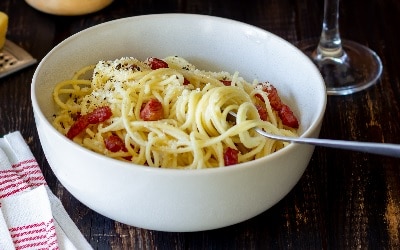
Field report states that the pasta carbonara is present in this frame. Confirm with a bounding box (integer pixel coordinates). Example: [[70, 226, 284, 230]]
[[52, 56, 299, 169]]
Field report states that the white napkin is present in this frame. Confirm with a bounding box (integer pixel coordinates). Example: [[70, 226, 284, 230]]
[[0, 131, 92, 250]]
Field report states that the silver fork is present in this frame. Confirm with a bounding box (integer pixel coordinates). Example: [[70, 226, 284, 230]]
[[228, 112, 400, 158]]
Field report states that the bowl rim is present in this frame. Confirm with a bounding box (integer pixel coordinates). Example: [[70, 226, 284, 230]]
[[31, 13, 327, 174]]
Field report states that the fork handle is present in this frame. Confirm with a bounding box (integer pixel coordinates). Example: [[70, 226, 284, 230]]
[[286, 137, 400, 158]]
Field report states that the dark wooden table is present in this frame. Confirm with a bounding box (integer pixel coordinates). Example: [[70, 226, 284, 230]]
[[1, 0, 400, 249]]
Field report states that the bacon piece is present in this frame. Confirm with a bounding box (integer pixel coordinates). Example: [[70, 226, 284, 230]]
[[66, 116, 89, 139], [224, 147, 239, 166], [147, 57, 169, 70], [221, 80, 232, 86], [104, 135, 127, 152], [264, 85, 283, 111], [255, 84, 282, 111], [87, 106, 113, 123], [183, 77, 190, 85], [66, 106, 112, 139], [254, 83, 299, 128], [255, 104, 268, 121], [279, 104, 299, 128], [140, 99, 164, 121]]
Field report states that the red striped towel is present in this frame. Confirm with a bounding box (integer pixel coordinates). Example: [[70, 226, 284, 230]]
[[0, 131, 92, 250]]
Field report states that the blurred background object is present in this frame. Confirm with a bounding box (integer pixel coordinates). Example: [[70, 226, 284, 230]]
[[0, 11, 36, 78], [25, 0, 113, 16], [0, 11, 8, 49]]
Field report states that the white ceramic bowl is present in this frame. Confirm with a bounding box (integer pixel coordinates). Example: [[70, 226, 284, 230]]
[[31, 14, 326, 232]]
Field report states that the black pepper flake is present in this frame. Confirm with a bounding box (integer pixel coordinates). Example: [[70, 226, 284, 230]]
[[129, 64, 141, 71]]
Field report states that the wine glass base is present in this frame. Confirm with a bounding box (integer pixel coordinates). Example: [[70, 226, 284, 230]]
[[296, 39, 383, 95]]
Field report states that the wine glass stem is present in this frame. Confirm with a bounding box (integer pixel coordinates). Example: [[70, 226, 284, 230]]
[[298, 0, 383, 95], [317, 0, 344, 59]]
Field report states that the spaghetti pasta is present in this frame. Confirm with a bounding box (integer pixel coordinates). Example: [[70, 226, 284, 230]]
[[52, 56, 299, 169]]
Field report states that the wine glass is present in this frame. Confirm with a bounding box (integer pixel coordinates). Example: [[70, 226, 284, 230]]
[[298, 0, 383, 95]]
